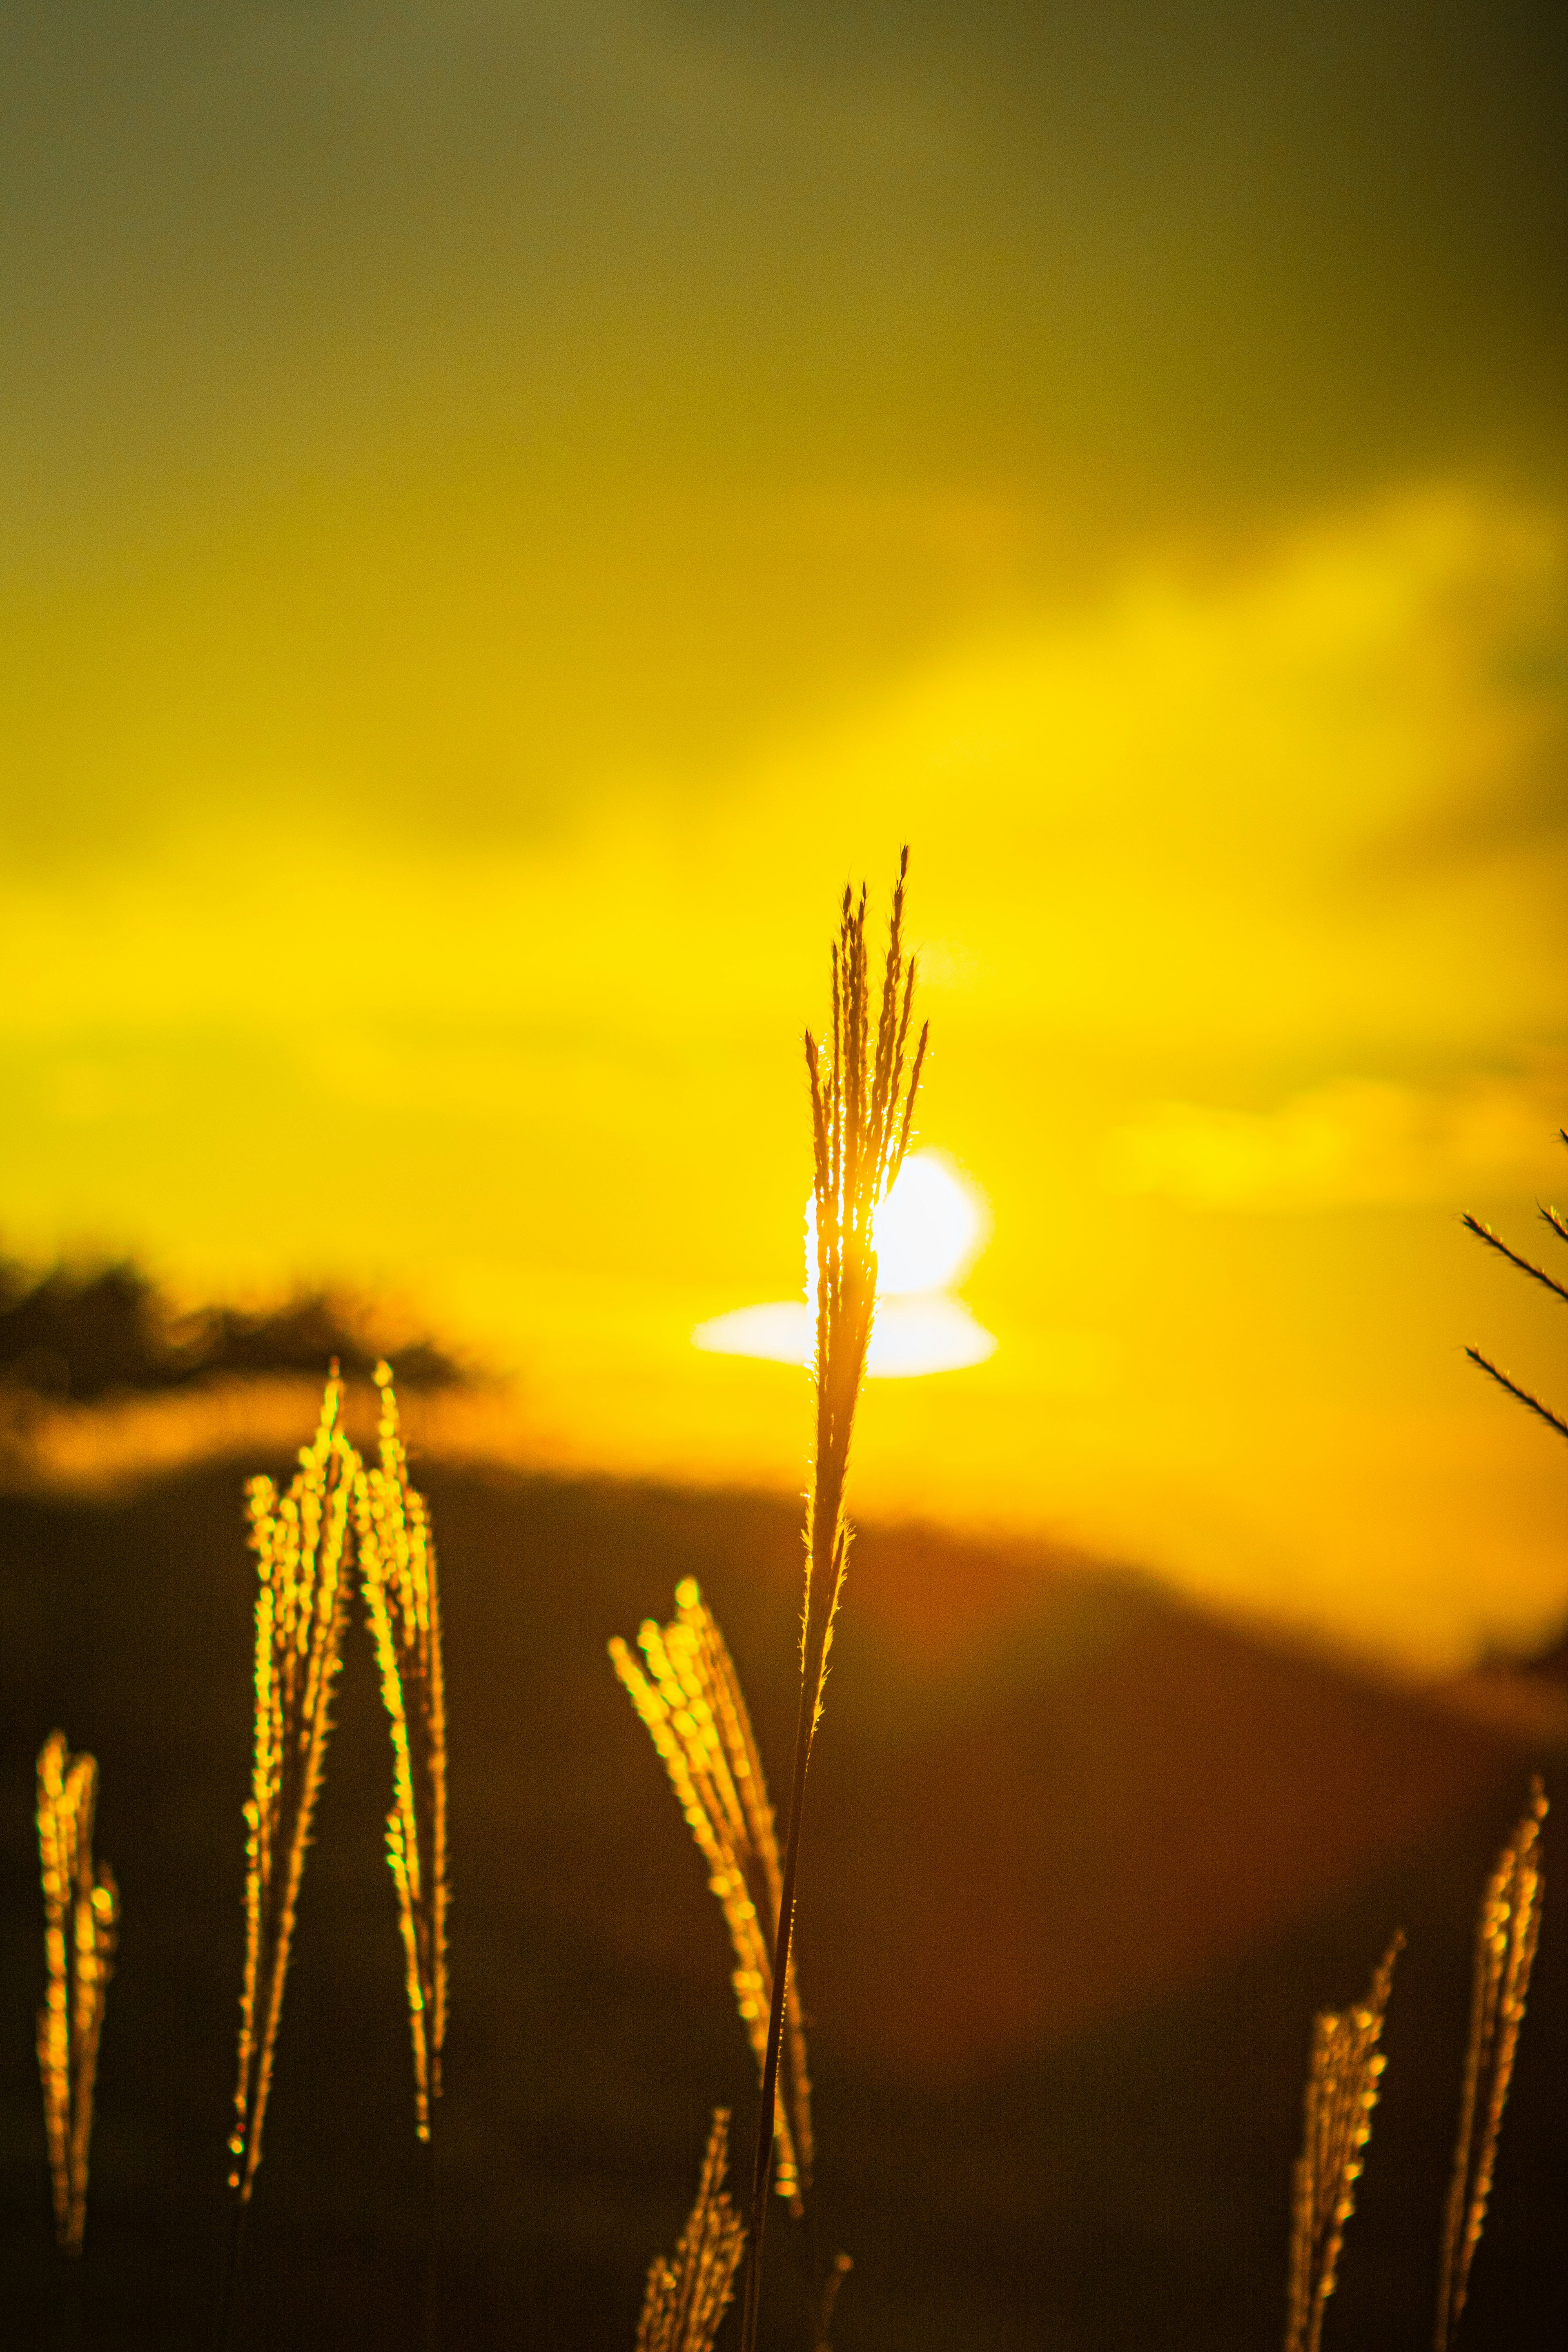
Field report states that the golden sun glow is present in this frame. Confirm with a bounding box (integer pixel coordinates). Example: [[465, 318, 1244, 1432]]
[[694, 1152, 996, 1378]]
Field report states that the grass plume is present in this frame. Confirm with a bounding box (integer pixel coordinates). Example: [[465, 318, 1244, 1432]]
[[1434, 1782, 1548, 2352], [227, 1372, 358, 2205], [1283, 1934, 1401, 2352], [355, 1361, 449, 2142], [740, 850, 927, 2352], [635, 2110, 747, 2352], [610, 1578, 812, 2212], [35, 1731, 118, 2256]]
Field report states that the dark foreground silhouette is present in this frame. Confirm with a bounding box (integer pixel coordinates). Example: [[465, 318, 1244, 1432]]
[[1, 1458, 1564, 2351]]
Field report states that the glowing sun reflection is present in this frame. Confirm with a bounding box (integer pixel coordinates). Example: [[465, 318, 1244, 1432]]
[[694, 1153, 996, 1378]]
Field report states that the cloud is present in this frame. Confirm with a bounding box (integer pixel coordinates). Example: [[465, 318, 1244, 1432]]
[[1105, 1068, 1568, 1210]]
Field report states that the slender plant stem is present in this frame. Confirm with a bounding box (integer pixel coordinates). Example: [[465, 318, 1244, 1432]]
[[420, 2123, 442, 2352], [59, 2242, 86, 2352], [218, 2194, 247, 2352], [742, 1436, 846, 2352], [739, 1662, 816, 2352]]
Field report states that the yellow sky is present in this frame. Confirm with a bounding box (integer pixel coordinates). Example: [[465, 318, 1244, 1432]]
[[3, 5, 1566, 1669], [4, 481, 1566, 1669]]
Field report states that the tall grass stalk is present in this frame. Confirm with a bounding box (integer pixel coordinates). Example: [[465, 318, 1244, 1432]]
[[635, 2109, 747, 2352], [611, 1578, 812, 2212], [739, 852, 927, 2352], [1434, 1782, 1548, 2352], [355, 1361, 449, 2144], [1282, 1935, 1401, 2352], [35, 1731, 118, 2257], [223, 1374, 358, 2333]]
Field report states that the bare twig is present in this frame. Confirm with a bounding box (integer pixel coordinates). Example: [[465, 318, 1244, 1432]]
[[1463, 1351, 1568, 1446], [1461, 1215, 1568, 1307]]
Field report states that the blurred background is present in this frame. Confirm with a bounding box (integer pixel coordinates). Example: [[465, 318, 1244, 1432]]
[[2, 3, 1566, 2345]]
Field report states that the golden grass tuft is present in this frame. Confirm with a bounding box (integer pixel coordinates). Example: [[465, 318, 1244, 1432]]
[[610, 1578, 812, 2212], [635, 2110, 747, 2352], [1434, 1780, 1548, 2352], [35, 1731, 118, 2255], [739, 850, 926, 2352], [1283, 1933, 1402, 2352], [228, 1372, 359, 2202], [799, 847, 928, 1748], [355, 1361, 450, 2142]]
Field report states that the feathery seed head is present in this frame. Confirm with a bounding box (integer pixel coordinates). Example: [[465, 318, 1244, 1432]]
[[610, 1581, 813, 2209], [36, 1732, 117, 2254], [1436, 1782, 1548, 2352], [229, 1373, 358, 2199], [801, 848, 926, 1728], [355, 1361, 449, 2140], [1283, 1933, 1401, 2352], [635, 2110, 748, 2352]]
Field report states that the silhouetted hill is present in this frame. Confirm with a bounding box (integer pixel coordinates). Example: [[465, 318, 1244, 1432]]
[[0, 1252, 468, 1404], [1, 1461, 1563, 2352]]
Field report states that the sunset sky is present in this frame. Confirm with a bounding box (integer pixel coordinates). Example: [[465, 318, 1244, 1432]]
[[2, 1, 1565, 1668]]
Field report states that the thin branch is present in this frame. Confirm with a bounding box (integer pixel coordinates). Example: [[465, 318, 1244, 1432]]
[[1538, 1202, 1568, 1248], [1464, 1350, 1568, 1445], [1461, 1215, 1568, 1307]]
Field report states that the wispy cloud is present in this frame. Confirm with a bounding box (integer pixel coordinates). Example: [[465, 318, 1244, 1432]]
[[1107, 1067, 1568, 1210]]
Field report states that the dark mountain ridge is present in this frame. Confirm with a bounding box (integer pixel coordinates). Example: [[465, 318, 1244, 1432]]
[[1, 1457, 1563, 2351]]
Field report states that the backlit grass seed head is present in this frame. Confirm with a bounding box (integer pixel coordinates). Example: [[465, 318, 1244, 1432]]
[[36, 1732, 117, 2255], [229, 1373, 358, 2200], [355, 1361, 449, 2141], [610, 1579, 812, 2209], [1284, 1934, 1402, 2352], [802, 845, 927, 1735], [635, 2109, 747, 2352], [739, 855, 925, 2352], [1435, 1782, 1548, 2352]]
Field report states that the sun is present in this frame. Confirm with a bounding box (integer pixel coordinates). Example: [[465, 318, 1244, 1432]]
[[696, 1152, 995, 1377]]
